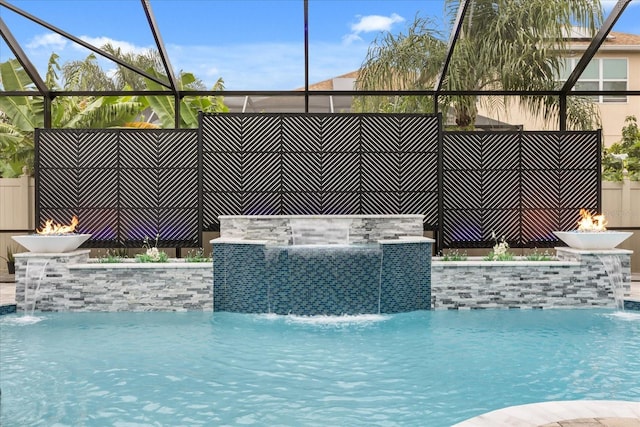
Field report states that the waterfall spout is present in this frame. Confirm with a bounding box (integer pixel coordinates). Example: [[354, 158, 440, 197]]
[[24, 259, 50, 315], [598, 254, 625, 310]]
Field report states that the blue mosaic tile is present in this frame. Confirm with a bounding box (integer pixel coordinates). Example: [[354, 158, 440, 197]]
[[380, 243, 431, 312], [624, 299, 640, 311], [0, 304, 17, 315], [212, 242, 432, 315]]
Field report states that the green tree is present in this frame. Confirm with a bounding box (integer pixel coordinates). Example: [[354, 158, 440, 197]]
[[355, 0, 603, 130], [0, 54, 144, 176], [353, 16, 445, 114], [603, 116, 640, 181], [102, 43, 167, 91], [141, 69, 228, 129], [0, 48, 229, 176], [62, 53, 117, 92]]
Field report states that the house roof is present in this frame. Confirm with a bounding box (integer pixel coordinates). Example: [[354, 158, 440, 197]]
[[304, 31, 640, 93], [298, 71, 360, 91], [569, 31, 640, 49]]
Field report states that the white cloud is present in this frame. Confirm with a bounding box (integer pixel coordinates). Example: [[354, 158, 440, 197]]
[[342, 33, 363, 44], [350, 13, 405, 34], [78, 36, 153, 55], [342, 13, 405, 46], [26, 33, 67, 51]]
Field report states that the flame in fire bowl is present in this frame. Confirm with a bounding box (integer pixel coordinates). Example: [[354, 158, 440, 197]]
[[554, 209, 633, 250], [12, 216, 91, 253]]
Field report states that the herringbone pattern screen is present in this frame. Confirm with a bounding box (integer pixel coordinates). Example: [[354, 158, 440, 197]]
[[201, 113, 441, 230], [443, 131, 600, 248], [36, 129, 199, 247], [35, 118, 600, 250]]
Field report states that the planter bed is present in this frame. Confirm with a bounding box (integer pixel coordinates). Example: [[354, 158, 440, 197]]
[[431, 249, 632, 310]]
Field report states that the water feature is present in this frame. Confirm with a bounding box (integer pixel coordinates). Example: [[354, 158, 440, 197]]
[[1, 310, 638, 426], [264, 243, 384, 314], [213, 215, 433, 315], [598, 254, 626, 310], [23, 259, 50, 317]]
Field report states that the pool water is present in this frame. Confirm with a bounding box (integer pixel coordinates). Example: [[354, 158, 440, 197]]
[[1, 309, 639, 426]]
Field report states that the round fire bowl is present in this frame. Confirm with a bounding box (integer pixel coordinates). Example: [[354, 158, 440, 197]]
[[553, 231, 633, 250], [12, 234, 92, 253]]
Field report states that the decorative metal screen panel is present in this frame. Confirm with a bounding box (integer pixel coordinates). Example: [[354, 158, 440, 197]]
[[36, 129, 200, 247], [442, 130, 600, 248], [200, 113, 441, 231], [34, 118, 600, 251]]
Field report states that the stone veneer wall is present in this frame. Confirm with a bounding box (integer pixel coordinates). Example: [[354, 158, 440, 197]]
[[10, 245, 632, 313], [431, 248, 632, 310], [14, 250, 213, 312], [219, 215, 425, 244]]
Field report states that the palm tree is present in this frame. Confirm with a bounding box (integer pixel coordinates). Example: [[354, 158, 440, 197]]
[[62, 53, 117, 92], [102, 43, 167, 91], [356, 0, 603, 130], [353, 16, 446, 114]]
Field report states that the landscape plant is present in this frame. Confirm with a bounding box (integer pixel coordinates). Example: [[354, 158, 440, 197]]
[[1, 246, 17, 274], [602, 115, 640, 181], [1, 245, 16, 263], [185, 248, 212, 263], [97, 248, 129, 263], [484, 232, 515, 261], [524, 249, 554, 261], [440, 249, 468, 261], [136, 235, 169, 263]]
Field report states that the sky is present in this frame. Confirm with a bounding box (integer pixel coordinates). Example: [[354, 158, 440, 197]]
[[1, 0, 639, 90]]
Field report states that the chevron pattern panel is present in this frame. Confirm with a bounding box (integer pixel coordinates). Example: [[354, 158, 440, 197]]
[[201, 113, 441, 230], [36, 119, 599, 252], [442, 130, 600, 248], [36, 129, 199, 248]]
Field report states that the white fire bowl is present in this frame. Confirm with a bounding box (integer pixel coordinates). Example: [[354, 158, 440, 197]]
[[553, 231, 633, 250], [12, 234, 92, 253]]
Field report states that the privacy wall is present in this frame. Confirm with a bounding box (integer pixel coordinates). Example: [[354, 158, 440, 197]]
[[35, 129, 199, 247], [442, 131, 601, 248], [35, 114, 600, 249], [200, 113, 440, 231]]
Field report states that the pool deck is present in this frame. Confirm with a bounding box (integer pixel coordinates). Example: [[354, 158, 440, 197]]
[[1, 273, 639, 427], [454, 400, 640, 427]]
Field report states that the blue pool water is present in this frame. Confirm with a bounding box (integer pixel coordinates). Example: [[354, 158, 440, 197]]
[[1, 309, 639, 426]]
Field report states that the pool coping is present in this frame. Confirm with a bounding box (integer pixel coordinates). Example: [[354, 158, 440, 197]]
[[452, 400, 640, 426]]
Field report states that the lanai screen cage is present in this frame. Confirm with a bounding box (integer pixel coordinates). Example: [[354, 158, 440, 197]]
[[1, 0, 638, 251]]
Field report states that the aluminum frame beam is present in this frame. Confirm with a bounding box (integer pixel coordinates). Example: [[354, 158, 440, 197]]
[[0, 0, 171, 91], [0, 15, 48, 96], [434, 0, 470, 92]]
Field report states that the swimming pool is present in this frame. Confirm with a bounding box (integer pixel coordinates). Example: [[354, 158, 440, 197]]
[[1, 309, 639, 426]]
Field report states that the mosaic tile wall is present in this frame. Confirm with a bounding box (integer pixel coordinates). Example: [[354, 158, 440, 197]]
[[0, 305, 16, 315], [431, 249, 632, 310], [14, 251, 213, 312], [213, 241, 432, 315]]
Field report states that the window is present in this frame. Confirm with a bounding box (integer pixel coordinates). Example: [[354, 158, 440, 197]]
[[560, 58, 628, 103]]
